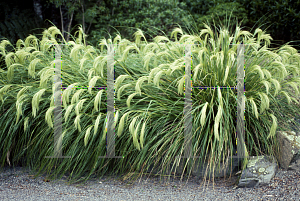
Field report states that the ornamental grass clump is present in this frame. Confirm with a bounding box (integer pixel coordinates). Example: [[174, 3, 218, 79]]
[[0, 20, 300, 188]]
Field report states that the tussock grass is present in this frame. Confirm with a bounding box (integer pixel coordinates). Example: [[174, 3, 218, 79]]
[[1, 20, 300, 189]]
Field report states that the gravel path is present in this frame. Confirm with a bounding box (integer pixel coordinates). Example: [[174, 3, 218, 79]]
[[0, 165, 299, 200]]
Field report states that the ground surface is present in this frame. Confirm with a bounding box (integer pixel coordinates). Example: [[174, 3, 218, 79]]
[[0, 165, 299, 200]]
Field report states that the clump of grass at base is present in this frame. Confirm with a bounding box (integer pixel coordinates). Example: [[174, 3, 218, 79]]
[[0, 16, 300, 190]]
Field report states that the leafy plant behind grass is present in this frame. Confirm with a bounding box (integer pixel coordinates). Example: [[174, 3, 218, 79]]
[[1, 18, 300, 189]]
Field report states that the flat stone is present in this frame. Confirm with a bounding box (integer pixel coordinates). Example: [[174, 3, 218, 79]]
[[238, 155, 277, 188]]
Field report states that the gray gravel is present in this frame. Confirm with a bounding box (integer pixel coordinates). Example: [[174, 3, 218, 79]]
[[0, 165, 299, 201]]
